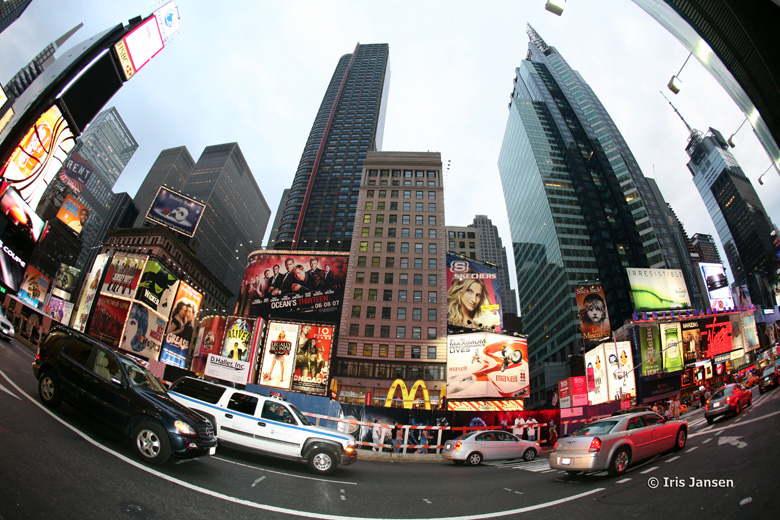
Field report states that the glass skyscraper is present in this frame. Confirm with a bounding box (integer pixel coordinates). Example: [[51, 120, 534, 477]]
[[498, 26, 683, 403], [271, 43, 390, 252]]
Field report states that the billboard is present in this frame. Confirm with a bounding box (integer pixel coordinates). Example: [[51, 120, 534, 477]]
[[17, 266, 50, 307], [659, 322, 684, 372], [237, 251, 349, 320], [446, 254, 502, 332], [446, 333, 529, 399], [699, 316, 733, 359], [742, 314, 759, 352], [88, 294, 131, 346], [0, 105, 75, 208], [611, 341, 637, 399], [627, 268, 691, 311], [52, 263, 81, 300], [585, 344, 609, 405], [72, 252, 109, 332], [100, 253, 147, 299], [698, 263, 734, 311], [636, 325, 662, 376], [153, 1, 181, 42], [291, 323, 333, 396], [204, 317, 260, 384], [221, 317, 256, 362], [56, 149, 93, 195], [259, 321, 301, 390], [576, 284, 611, 347], [191, 316, 227, 374], [0, 236, 26, 292], [145, 187, 206, 238], [48, 296, 74, 325], [115, 15, 164, 80], [558, 376, 588, 408], [159, 282, 202, 368], [133, 259, 179, 315], [118, 303, 165, 361], [0, 185, 45, 257], [56, 194, 90, 235], [680, 321, 701, 364]]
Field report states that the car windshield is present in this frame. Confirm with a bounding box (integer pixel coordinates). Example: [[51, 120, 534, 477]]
[[711, 387, 730, 399], [574, 420, 619, 435], [288, 403, 312, 426], [762, 367, 775, 377], [120, 358, 167, 393]]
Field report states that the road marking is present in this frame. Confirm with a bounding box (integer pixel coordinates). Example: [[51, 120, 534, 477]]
[[740, 497, 753, 506], [718, 436, 747, 449], [703, 438, 712, 444], [340, 488, 346, 501], [640, 467, 658, 474], [665, 456, 680, 463], [689, 410, 780, 438], [423, 499, 432, 504], [213, 457, 356, 485], [687, 446, 698, 452], [252, 476, 266, 487], [0, 366, 608, 520], [0, 382, 21, 400], [616, 478, 631, 484]]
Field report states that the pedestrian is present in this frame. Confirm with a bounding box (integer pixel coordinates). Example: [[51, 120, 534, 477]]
[[419, 429, 430, 454], [663, 404, 671, 419], [527, 416, 538, 441], [652, 402, 660, 415], [512, 415, 526, 438], [673, 398, 681, 419], [392, 421, 404, 453], [372, 418, 382, 452]]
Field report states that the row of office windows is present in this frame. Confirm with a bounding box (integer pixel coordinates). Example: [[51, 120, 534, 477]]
[[335, 360, 446, 381], [352, 287, 438, 302], [346, 323, 438, 340], [345, 343, 439, 360]]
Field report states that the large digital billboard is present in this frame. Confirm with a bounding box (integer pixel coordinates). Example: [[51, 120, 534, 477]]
[[576, 284, 611, 347], [0, 185, 45, 257], [446, 254, 502, 332], [698, 263, 734, 311], [659, 322, 684, 372], [0, 106, 75, 208], [144, 187, 206, 238], [237, 251, 349, 320], [55, 194, 90, 236], [446, 333, 528, 399], [627, 268, 691, 311]]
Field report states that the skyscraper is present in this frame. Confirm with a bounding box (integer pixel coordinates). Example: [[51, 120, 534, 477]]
[[498, 26, 683, 404], [133, 146, 195, 225], [270, 43, 390, 252], [470, 215, 518, 316]]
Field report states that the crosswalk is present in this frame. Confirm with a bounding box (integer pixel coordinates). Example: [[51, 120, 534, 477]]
[[483, 459, 559, 473]]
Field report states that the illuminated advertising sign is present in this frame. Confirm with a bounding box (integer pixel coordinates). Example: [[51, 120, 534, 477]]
[[0, 236, 26, 292], [133, 259, 179, 315], [1, 106, 75, 208], [118, 303, 165, 361], [55, 194, 90, 236], [48, 296, 74, 325], [259, 321, 300, 390], [576, 284, 611, 347], [700, 316, 733, 359], [191, 316, 227, 374], [72, 253, 109, 332], [204, 317, 259, 384], [119, 15, 164, 80], [100, 253, 147, 299], [585, 344, 609, 405], [153, 1, 180, 42], [56, 149, 93, 195], [52, 263, 81, 300], [558, 376, 588, 408], [637, 325, 662, 376], [680, 321, 701, 364], [659, 322, 684, 372], [159, 282, 202, 368], [291, 323, 333, 396], [446, 254, 502, 332], [627, 268, 691, 311], [612, 341, 636, 399], [88, 294, 131, 346], [145, 187, 205, 238], [698, 263, 734, 311], [17, 266, 50, 307], [0, 185, 45, 257], [446, 333, 529, 399], [743, 314, 759, 352], [221, 317, 255, 362], [238, 251, 349, 320]]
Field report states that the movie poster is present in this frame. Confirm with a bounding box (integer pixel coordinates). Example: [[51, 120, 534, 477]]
[[88, 295, 131, 346], [133, 259, 179, 315], [159, 282, 202, 368], [445, 333, 529, 399], [576, 284, 611, 347], [680, 321, 700, 364], [17, 266, 50, 307], [259, 321, 300, 390], [291, 324, 333, 396], [221, 317, 255, 362], [52, 263, 80, 300], [659, 322, 684, 372], [72, 253, 109, 332], [446, 254, 502, 332], [100, 253, 147, 299], [190, 316, 227, 374], [118, 303, 165, 361], [236, 251, 348, 320]]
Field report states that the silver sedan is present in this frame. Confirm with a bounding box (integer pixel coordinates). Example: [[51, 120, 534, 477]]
[[442, 430, 538, 465], [549, 412, 687, 476]]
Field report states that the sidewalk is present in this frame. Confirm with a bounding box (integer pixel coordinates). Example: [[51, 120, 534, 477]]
[[357, 446, 554, 462]]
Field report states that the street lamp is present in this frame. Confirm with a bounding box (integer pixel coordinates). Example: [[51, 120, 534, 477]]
[[757, 163, 777, 185], [545, 0, 565, 16], [667, 52, 692, 94], [727, 117, 748, 148]]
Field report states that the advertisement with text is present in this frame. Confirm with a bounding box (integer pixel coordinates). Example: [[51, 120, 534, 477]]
[[627, 268, 691, 311], [159, 282, 202, 368], [291, 323, 333, 396], [118, 302, 165, 361], [576, 284, 611, 347], [446, 332, 528, 399], [446, 254, 502, 332]]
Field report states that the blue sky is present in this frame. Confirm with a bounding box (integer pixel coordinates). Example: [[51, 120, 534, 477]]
[[2, 0, 778, 305]]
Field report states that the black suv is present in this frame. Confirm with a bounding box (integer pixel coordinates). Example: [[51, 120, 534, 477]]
[[32, 327, 217, 464]]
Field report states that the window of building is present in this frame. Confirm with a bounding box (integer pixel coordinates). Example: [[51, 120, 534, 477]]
[[371, 257, 381, 267], [415, 202, 424, 211], [399, 274, 408, 285], [428, 291, 437, 303], [366, 307, 376, 319], [427, 327, 437, 339], [363, 214, 371, 224], [359, 241, 368, 252], [412, 327, 422, 339], [413, 290, 422, 302], [386, 242, 396, 253], [396, 326, 406, 339], [381, 307, 392, 319], [428, 191, 436, 199], [428, 274, 437, 286], [414, 258, 423, 269], [361, 227, 370, 237], [398, 290, 407, 302], [415, 215, 423, 225], [351, 305, 361, 318], [402, 215, 411, 224], [365, 202, 373, 210], [395, 345, 405, 358], [373, 242, 382, 252], [427, 346, 437, 359], [403, 190, 411, 199], [428, 203, 436, 212], [353, 288, 363, 300], [411, 346, 421, 359], [412, 308, 422, 321], [428, 258, 437, 269], [415, 228, 423, 238], [379, 345, 389, 357], [428, 308, 437, 321], [374, 228, 383, 237], [400, 257, 409, 268], [357, 256, 366, 267], [349, 323, 359, 336], [368, 289, 377, 301], [347, 342, 357, 355], [380, 326, 390, 338], [355, 272, 365, 283], [369, 272, 379, 284], [413, 274, 423, 285], [365, 324, 374, 337], [363, 343, 373, 356], [397, 308, 406, 320], [429, 216, 436, 225], [401, 242, 409, 252]]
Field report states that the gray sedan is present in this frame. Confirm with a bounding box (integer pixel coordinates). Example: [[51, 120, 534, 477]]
[[549, 412, 687, 476], [442, 430, 538, 465]]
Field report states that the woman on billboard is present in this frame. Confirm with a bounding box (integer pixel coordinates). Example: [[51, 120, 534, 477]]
[[578, 292, 610, 336], [447, 278, 500, 331]]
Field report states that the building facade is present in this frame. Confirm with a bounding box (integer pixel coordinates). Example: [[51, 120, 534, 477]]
[[133, 146, 195, 226], [470, 215, 518, 316], [690, 233, 723, 265], [334, 152, 447, 406], [271, 43, 390, 252], [446, 225, 481, 260]]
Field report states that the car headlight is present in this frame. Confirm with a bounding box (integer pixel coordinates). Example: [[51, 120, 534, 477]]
[[174, 420, 197, 436]]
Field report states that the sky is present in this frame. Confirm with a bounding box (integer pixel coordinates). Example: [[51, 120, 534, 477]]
[[1, 0, 779, 310]]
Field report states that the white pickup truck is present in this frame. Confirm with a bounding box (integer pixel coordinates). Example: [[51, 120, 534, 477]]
[[168, 376, 357, 475]]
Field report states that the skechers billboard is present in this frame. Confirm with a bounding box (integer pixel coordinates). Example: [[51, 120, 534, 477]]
[[236, 250, 348, 320], [446, 254, 502, 333]]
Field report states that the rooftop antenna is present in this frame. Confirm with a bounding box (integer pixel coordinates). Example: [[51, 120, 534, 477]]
[[660, 90, 693, 134]]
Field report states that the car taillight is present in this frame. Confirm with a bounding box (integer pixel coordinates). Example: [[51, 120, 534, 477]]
[[553, 440, 559, 451], [454, 441, 463, 451], [588, 437, 602, 453]]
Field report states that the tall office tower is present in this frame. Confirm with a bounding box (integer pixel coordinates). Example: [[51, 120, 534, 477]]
[[2, 24, 82, 99], [335, 152, 447, 405], [133, 146, 195, 225], [470, 215, 519, 316], [265, 189, 290, 248], [271, 43, 390, 252], [181, 143, 271, 311], [0, 0, 32, 34], [690, 233, 723, 265], [683, 127, 779, 307], [446, 225, 481, 260], [498, 26, 669, 400], [634, 0, 780, 178]]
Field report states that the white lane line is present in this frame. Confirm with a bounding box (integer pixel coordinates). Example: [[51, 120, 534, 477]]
[[703, 438, 712, 444], [616, 478, 631, 484], [252, 476, 266, 487], [340, 488, 346, 501], [640, 467, 658, 474], [687, 446, 698, 452], [423, 499, 432, 504], [213, 456, 356, 485], [666, 456, 680, 463]]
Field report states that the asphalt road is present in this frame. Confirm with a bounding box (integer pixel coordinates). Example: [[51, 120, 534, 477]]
[[1, 337, 778, 520]]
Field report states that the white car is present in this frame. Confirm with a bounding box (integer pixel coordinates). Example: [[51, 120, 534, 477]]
[[0, 309, 14, 340], [442, 430, 538, 465], [168, 376, 357, 475]]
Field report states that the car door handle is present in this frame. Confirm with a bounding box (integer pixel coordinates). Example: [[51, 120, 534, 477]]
[[258, 421, 266, 427], [225, 413, 233, 419]]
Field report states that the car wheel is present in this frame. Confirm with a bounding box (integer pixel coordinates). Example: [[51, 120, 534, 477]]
[[467, 451, 483, 466], [523, 448, 537, 462], [38, 372, 62, 409], [608, 448, 630, 477], [706, 417, 714, 425], [674, 428, 687, 451], [132, 421, 171, 465], [307, 447, 338, 475]]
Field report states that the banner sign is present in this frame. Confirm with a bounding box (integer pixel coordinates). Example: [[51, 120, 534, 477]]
[[56, 149, 93, 195], [659, 322, 684, 372], [446, 333, 529, 399], [259, 321, 301, 390], [144, 186, 205, 238], [627, 268, 691, 311], [291, 324, 333, 396], [637, 325, 662, 376], [204, 354, 251, 385], [159, 282, 202, 368], [134, 259, 179, 315], [446, 253, 502, 332], [72, 253, 109, 332], [584, 344, 609, 405], [88, 295, 131, 346], [100, 253, 147, 299]]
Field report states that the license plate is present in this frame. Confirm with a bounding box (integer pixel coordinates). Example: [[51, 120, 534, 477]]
[[713, 402, 721, 408], [209, 447, 217, 455], [561, 457, 571, 465]]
